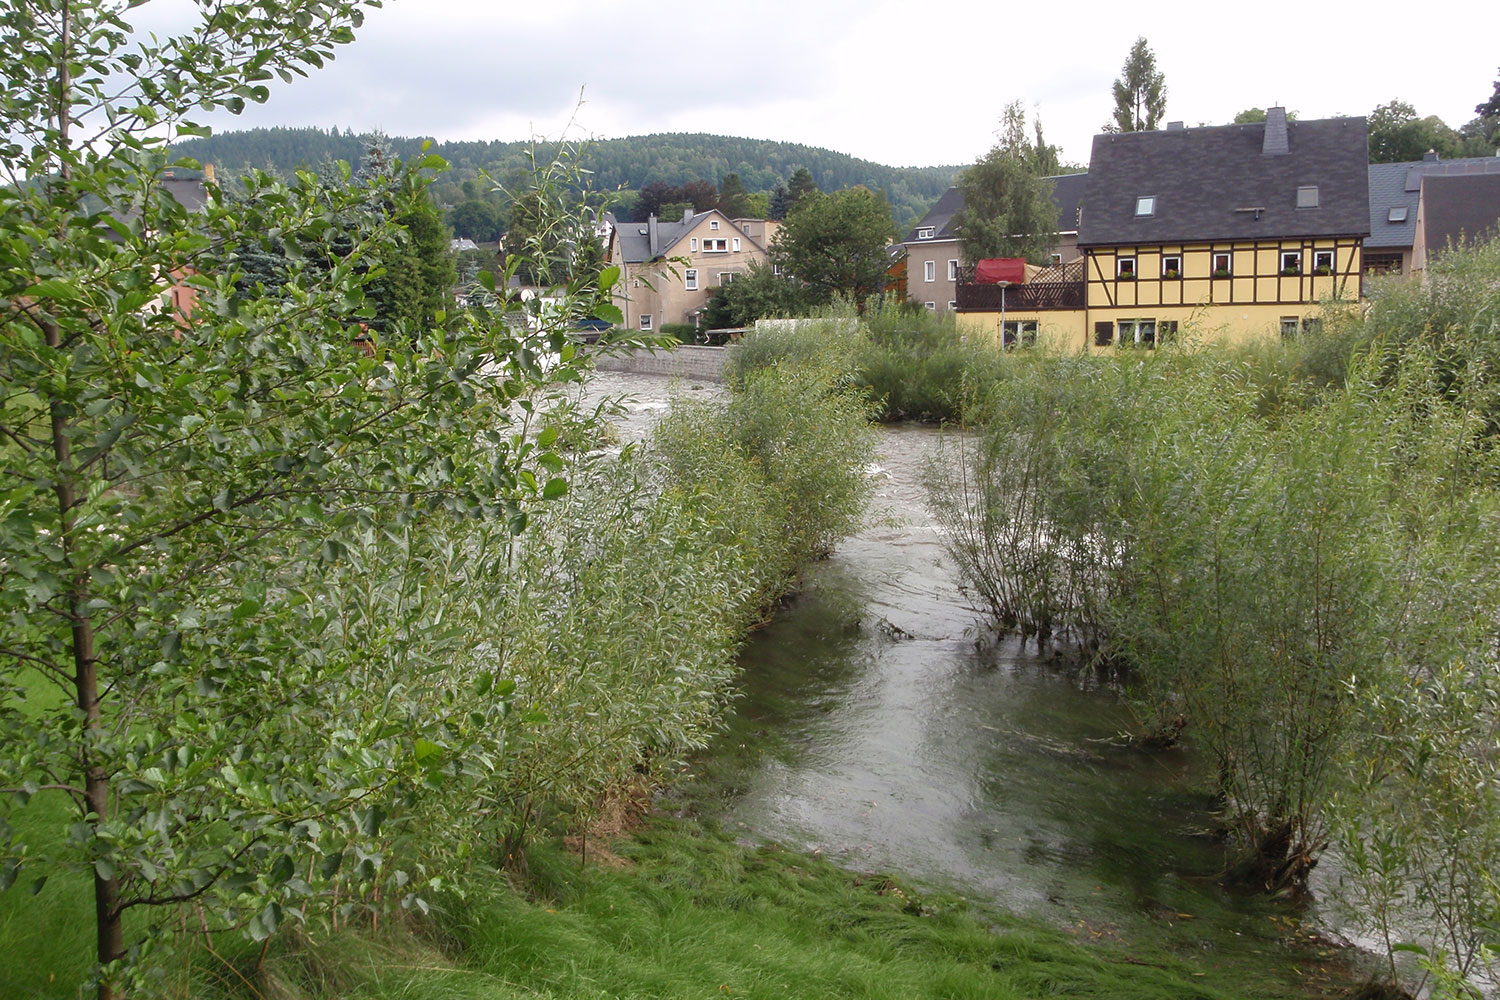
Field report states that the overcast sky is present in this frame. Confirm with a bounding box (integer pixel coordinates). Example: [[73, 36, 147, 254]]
[[161, 0, 1496, 171]]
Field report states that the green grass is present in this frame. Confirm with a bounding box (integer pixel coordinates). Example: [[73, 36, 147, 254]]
[[191, 819, 1341, 1000]]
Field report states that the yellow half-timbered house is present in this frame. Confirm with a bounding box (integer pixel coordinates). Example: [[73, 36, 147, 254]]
[[958, 109, 1371, 350]]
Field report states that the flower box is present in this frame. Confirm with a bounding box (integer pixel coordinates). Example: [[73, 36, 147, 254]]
[[1163, 269, 1181, 280], [1212, 268, 1232, 279]]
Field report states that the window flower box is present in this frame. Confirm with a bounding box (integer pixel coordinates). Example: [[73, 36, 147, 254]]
[[1312, 265, 1332, 276], [1212, 268, 1232, 279], [1118, 270, 1136, 280], [1280, 266, 1301, 277], [1163, 269, 1180, 280]]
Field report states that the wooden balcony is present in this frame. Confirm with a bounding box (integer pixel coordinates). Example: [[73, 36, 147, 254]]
[[955, 260, 1085, 312]]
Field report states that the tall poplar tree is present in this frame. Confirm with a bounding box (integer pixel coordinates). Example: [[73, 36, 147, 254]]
[[1108, 37, 1167, 133]]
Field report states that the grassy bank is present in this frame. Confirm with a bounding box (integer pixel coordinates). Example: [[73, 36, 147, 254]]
[[189, 819, 1337, 1000]]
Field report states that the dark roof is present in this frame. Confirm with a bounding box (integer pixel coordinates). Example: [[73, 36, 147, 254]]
[[1421, 173, 1500, 255], [160, 176, 208, 213], [1368, 156, 1500, 249], [1078, 117, 1370, 247], [608, 209, 762, 264], [903, 186, 965, 242], [902, 173, 1087, 244], [1049, 173, 1087, 234]]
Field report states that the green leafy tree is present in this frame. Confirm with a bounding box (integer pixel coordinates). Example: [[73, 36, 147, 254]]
[[954, 102, 1060, 265], [718, 172, 753, 217], [450, 199, 503, 241], [1367, 100, 1469, 163], [0, 4, 622, 997], [742, 191, 770, 219], [1231, 107, 1299, 125], [702, 259, 813, 327], [771, 187, 894, 306], [1461, 70, 1500, 149], [1107, 37, 1167, 133]]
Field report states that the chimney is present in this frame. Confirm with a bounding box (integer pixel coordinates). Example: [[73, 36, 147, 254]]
[[1262, 106, 1289, 156], [647, 214, 659, 258], [1423, 149, 1440, 162], [682, 207, 693, 224], [203, 162, 216, 183], [1166, 121, 1184, 130]]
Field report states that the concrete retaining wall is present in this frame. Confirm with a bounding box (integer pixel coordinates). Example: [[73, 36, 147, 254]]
[[591, 344, 728, 381]]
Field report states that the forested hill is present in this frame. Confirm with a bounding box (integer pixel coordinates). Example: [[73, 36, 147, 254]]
[[171, 127, 961, 229]]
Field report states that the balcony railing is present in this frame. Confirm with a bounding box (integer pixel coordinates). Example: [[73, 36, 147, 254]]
[[955, 260, 1085, 312]]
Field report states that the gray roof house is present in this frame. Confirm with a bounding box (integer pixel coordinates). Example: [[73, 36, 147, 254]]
[[1078, 111, 1370, 248], [1366, 153, 1500, 274]]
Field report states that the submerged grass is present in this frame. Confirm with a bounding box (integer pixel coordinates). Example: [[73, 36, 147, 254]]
[[208, 819, 1307, 1000]]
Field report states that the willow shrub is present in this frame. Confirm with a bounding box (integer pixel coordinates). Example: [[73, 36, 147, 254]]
[[362, 333, 878, 880], [930, 335, 1500, 902]]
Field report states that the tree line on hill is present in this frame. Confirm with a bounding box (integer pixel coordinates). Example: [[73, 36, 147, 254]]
[[171, 129, 960, 237]]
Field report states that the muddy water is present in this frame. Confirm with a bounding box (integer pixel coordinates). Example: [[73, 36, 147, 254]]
[[589, 373, 1355, 992]]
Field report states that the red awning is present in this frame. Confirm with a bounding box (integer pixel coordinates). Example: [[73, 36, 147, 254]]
[[973, 258, 1027, 285]]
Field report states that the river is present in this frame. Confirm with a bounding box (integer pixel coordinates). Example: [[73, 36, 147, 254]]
[[583, 371, 1362, 995]]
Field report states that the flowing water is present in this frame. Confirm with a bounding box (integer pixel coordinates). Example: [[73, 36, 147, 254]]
[[588, 372, 1363, 994]]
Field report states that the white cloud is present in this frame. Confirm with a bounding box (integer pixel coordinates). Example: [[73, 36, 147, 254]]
[[154, 0, 1496, 171]]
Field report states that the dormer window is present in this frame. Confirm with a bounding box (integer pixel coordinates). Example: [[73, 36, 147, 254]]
[[916, 227, 935, 240], [1296, 185, 1319, 209], [1135, 196, 1156, 216], [1388, 206, 1408, 223]]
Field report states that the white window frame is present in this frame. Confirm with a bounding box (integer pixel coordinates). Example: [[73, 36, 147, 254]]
[[1117, 255, 1136, 278], [1049, 253, 1062, 266], [947, 259, 959, 281], [1135, 195, 1156, 216], [1162, 254, 1182, 277], [947, 300, 957, 311], [718, 271, 737, 286], [703, 238, 728, 253], [1281, 250, 1302, 274], [732, 237, 741, 252], [916, 227, 935, 240], [1001, 319, 1039, 349], [709, 219, 719, 230], [640, 314, 653, 331], [1213, 252, 1232, 276], [690, 237, 698, 251], [684, 268, 698, 291], [924, 260, 936, 282], [1313, 249, 1335, 272], [923, 301, 936, 311]]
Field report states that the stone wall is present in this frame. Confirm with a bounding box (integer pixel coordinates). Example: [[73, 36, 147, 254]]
[[591, 344, 727, 381]]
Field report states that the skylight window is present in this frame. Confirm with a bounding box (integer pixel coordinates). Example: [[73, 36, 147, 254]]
[[1135, 196, 1156, 216], [1388, 206, 1409, 223], [1297, 185, 1320, 209]]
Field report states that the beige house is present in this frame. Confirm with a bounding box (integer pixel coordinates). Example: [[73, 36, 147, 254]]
[[606, 208, 772, 329], [901, 173, 1087, 316]]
